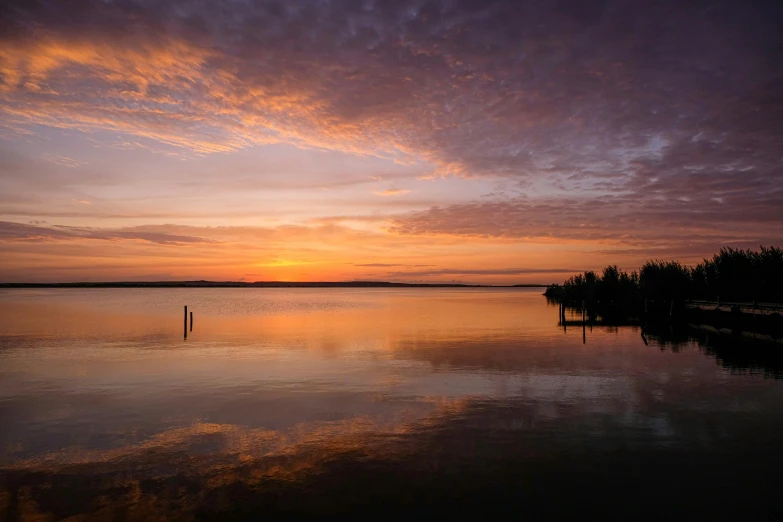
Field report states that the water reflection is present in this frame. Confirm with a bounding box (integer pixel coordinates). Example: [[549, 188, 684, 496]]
[[644, 324, 783, 379], [1, 288, 783, 520]]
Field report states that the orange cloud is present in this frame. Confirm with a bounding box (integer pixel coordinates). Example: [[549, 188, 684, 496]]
[[0, 0, 780, 284], [0, 220, 603, 284], [373, 188, 410, 197]]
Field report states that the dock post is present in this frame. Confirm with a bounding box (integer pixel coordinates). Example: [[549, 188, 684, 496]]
[[583, 321, 586, 344], [190, 311, 193, 332], [582, 300, 586, 343], [184, 305, 188, 339]]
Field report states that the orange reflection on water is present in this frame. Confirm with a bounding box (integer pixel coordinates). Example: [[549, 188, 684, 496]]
[[3, 288, 783, 520]]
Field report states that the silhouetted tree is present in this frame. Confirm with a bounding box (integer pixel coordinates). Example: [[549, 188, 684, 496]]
[[640, 260, 691, 301], [548, 246, 782, 304], [691, 246, 783, 302]]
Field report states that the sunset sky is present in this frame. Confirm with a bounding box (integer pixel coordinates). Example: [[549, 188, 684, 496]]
[[1, 0, 781, 284]]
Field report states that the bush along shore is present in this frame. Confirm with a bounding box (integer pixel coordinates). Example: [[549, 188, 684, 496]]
[[545, 246, 783, 339]]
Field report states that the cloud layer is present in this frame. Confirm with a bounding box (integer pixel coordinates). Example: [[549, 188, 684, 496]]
[[0, 0, 781, 281], [3, 0, 781, 173]]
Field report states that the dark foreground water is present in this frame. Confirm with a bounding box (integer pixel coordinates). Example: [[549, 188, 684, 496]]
[[1, 288, 782, 521]]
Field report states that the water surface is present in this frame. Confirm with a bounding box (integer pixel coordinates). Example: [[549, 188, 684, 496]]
[[1, 288, 782, 520]]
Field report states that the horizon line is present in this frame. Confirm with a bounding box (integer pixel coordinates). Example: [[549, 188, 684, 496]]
[[0, 280, 548, 288]]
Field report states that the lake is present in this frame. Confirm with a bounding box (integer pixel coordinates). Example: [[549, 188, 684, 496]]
[[1, 288, 782, 520]]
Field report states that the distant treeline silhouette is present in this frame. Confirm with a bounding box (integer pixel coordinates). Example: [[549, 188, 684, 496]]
[[545, 246, 783, 304]]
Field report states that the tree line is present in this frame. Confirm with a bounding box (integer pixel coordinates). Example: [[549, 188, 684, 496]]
[[545, 246, 783, 304]]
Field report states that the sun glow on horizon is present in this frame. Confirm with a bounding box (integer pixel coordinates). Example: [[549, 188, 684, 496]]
[[1, 1, 780, 284]]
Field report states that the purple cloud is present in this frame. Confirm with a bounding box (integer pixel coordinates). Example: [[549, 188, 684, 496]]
[[0, 221, 216, 245], [0, 0, 780, 261]]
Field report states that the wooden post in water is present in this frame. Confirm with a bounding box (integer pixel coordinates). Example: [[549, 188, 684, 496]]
[[184, 305, 188, 339], [583, 321, 586, 344], [190, 311, 193, 332]]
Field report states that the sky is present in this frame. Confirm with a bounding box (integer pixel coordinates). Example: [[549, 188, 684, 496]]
[[0, 0, 781, 284]]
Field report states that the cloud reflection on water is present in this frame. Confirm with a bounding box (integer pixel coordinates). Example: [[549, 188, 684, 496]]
[[2, 288, 783, 519]]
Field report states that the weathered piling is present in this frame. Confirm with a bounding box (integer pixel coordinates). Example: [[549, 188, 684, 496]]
[[190, 311, 193, 332], [184, 305, 188, 339], [582, 300, 586, 343], [582, 319, 586, 344]]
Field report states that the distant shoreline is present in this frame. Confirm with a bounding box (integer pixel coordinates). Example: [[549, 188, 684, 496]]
[[0, 281, 547, 289]]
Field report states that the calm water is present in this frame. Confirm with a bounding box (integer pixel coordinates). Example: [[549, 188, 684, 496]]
[[1, 288, 782, 520]]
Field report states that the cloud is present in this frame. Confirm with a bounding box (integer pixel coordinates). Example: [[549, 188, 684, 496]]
[[374, 188, 410, 197], [385, 267, 581, 278], [0, 0, 781, 276], [0, 221, 215, 245], [43, 154, 88, 168], [0, 220, 580, 283], [1, 0, 780, 186], [388, 158, 782, 250], [353, 263, 436, 268], [354, 263, 407, 268]]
